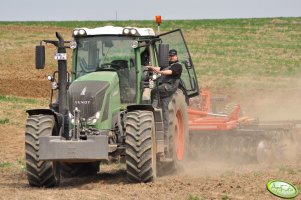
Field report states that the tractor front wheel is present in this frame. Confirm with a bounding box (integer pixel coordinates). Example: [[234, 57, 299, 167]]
[[125, 110, 157, 182], [25, 115, 60, 187]]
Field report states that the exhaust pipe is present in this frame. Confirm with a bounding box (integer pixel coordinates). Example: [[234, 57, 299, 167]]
[[55, 32, 68, 116], [55, 32, 69, 139]]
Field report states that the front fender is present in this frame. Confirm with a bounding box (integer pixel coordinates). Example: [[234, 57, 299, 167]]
[[26, 109, 63, 133], [126, 104, 154, 113], [26, 108, 56, 116]]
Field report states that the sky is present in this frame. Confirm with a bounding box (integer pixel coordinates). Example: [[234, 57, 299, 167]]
[[0, 0, 300, 21]]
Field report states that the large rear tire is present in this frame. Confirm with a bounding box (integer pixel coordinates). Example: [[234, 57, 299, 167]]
[[125, 110, 157, 183], [25, 115, 60, 187], [168, 90, 189, 169]]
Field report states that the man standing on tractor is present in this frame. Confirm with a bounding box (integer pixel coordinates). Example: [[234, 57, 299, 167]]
[[147, 49, 183, 148]]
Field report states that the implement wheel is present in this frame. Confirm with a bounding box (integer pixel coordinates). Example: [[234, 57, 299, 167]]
[[25, 115, 60, 187], [125, 110, 157, 182]]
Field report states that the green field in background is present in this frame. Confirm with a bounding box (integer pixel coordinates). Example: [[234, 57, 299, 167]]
[[0, 17, 301, 125], [1, 17, 300, 78]]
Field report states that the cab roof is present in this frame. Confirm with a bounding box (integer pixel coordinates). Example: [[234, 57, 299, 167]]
[[73, 26, 156, 37]]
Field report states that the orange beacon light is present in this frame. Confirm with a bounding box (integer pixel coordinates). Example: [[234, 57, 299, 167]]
[[155, 15, 162, 25], [155, 15, 162, 33]]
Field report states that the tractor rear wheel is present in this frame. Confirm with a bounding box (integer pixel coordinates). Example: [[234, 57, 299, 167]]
[[25, 115, 60, 187], [125, 110, 157, 182], [168, 90, 189, 169], [61, 162, 100, 178]]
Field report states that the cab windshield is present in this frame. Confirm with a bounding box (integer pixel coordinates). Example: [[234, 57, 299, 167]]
[[75, 36, 135, 77], [75, 36, 137, 103]]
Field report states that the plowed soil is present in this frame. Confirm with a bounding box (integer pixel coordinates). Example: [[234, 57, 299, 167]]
[[1, 125, 301, 200], [1, 25, 301, 200]]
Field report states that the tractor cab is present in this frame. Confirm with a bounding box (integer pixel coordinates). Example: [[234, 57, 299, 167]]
[[71, 26, 156, 104], [71, 26, 200, 105]]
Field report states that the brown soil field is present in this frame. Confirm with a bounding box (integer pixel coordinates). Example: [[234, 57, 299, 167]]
[[1, 25, 301, 200], [1, 124, 301, 200]]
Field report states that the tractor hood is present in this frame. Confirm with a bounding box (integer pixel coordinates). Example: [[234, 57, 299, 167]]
[[68, 80, 109, 119], [68, 71, 121, 129]]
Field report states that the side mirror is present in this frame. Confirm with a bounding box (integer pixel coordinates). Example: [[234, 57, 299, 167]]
[[35, 45, 45, 69], [158, 44, 169, 68]]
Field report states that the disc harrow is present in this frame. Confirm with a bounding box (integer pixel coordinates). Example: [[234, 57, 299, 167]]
[[187, 89, 301, 163]]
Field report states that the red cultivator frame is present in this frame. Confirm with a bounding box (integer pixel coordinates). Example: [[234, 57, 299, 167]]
[[188, 88, 252, 131], [187, 88, 301, 163]]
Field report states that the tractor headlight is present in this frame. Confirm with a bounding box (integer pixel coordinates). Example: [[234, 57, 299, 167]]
[[123, 28, 138, 36], [130, 29, 137, 35], [73, 29, 87, 37], [87, 111, 101, 125], [69, 41, 77, 49], [79, 29, 86, 35], [73, 30, 79, 36], [51, 81, 58, 90], [131, 40, 139, 48], [68, 111, 75, 125], [123, 28, 130, 35], [47, 75, 54, 81]]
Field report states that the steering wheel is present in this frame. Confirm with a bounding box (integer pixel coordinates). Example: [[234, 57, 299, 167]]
[[100, 63, 122, 70], [78, 58, 96, 73]]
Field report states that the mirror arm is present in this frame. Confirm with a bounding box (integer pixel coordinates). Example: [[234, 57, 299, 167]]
[[39, 40, 71, 48]]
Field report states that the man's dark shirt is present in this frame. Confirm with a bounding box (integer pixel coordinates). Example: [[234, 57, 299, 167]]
[[159, 60, 182, 85], [169, 61, 182, 79]]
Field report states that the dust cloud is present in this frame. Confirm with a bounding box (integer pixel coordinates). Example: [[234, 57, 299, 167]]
[[179, 76, 301, 178]]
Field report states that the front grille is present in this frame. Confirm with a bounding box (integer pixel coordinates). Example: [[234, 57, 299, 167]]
[[68, 81, 109, 119]]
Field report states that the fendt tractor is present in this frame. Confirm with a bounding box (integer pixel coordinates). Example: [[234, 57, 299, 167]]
[[25, 22, 301, 187]]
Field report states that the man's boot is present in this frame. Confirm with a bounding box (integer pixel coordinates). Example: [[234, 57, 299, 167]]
[[159, 131, 172, 162]]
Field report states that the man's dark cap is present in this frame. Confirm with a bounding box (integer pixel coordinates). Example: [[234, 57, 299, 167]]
[[169, 49, 177, 56]]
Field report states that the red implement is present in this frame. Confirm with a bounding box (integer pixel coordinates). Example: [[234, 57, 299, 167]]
[[188, 88, 252, 131]]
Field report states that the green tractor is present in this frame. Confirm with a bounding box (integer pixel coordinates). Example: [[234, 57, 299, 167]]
[[25, 26, 199, 187]]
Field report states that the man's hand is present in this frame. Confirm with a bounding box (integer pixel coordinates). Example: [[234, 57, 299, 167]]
[[147, 66, 161, 73], [147, 66, 173, 75]]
